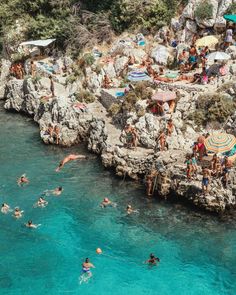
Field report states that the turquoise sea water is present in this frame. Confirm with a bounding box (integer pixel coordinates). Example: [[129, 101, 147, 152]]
[[0, 105, 236, 295]]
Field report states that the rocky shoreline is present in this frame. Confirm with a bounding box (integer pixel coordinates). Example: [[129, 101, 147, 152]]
[[3, 75, 236, 214]]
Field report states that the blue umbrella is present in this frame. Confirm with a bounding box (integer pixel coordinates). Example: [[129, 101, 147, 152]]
[[128, 71, 151, 82]]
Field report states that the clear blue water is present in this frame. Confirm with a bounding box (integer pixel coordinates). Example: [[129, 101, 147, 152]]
[[0, 104, 236, 295]]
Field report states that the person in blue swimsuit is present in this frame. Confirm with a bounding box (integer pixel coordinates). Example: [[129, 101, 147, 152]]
[[82, 258, 95, 278]]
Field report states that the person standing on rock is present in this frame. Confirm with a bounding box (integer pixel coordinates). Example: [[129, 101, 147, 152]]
[[30, 60, 36, 77], [157, 131, 167, 151], [185, 155, 193, 181], [166, 119, 174, 136], [54, 125, 60, 145], [202, 168, 211, 195], [49, 75, 55, 97]]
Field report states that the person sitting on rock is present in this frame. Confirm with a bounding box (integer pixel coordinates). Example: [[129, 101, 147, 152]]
[[202, 167, 211, 195], [166, 119, 174, 136], [146, 64, 157, 78], [140, 55, 153, 67], [102, 74, 112, 89], [128, 55, 135, 66]]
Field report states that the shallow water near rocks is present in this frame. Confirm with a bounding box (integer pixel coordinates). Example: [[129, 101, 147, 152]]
[[0, 105, 236, 295]]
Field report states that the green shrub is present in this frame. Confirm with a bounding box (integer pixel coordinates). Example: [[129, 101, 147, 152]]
[[195, 0, 213, 20], [110, 0, 180, 33], [65, 74, 77, 85], [188, 93, 235, 127], [134, 82, 153, 100], [78, 53, 95, 69], [226, 3, 236, 14], [75, 89, 95, 103], [108, 103, 121, 115]]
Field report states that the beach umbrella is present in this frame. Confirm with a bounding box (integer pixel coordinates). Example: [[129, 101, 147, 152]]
[[206, 51, 230, 61], [204, 133, 236, 154], [152, 91, 176, 102], [195, 35, 218, 48], [224, 14, 236, 23], [128, 71, 151, 82]]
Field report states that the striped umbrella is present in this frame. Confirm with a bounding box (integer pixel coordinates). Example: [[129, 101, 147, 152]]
[[204, 133, 236, 154], [152, 91, 176, 102], [128, 71, 151, 82]]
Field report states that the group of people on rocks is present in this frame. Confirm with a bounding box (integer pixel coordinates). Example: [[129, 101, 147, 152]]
[[44, 123, 60, 145], [185, 135, 233, 194]]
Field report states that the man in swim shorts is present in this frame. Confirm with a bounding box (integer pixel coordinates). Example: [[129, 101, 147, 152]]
[[202, 168, 211, 195]]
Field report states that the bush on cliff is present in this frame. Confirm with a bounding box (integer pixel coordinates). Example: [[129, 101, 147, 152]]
[[75, 90, 95, 103], [189, 93, 235, 128], [226, 3, 236, 14], [134, 82, 153, 100], [194, 0, 213, 20]]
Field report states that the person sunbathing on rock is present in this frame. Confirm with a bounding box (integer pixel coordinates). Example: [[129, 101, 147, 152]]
[[55, 154, 87, 172]]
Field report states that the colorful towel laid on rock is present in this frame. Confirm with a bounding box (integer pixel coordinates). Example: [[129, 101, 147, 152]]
[[128, 71, 151, 82]]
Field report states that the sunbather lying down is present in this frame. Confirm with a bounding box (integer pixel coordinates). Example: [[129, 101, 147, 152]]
[[154, 73, 201, 84]]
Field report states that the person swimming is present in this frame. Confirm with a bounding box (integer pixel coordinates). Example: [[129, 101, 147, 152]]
[[34, 197, 48, 208], [1, 203, 11, 214], [17, 174, 29, 186], [126, 204, 139, 214], [100, 198, 116, 208], [80, 258, 95, 284], [146, 253, 160, 265], [14, 207, 24, 219], [25, 220, 40, 228], [43, 186, 63, 196], [55, 154, 87, 172]]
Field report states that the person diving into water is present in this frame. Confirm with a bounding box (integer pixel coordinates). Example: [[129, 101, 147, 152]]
[[55, 154, 87, 172]]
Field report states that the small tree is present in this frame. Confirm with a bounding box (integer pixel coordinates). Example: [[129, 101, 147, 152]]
[[195, 0, 213, 20]]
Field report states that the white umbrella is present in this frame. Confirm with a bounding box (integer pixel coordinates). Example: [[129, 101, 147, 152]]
[[206, 51, 231, 61]]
